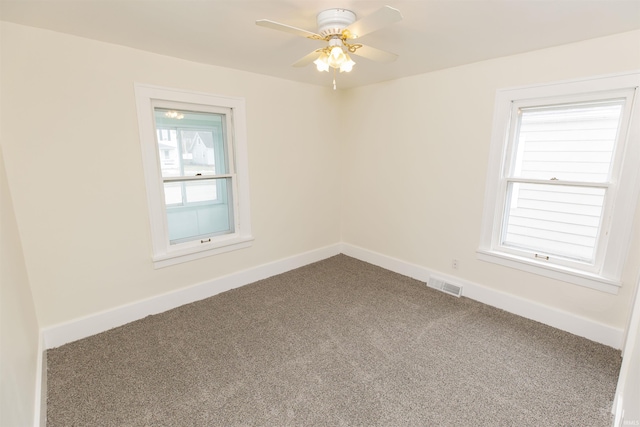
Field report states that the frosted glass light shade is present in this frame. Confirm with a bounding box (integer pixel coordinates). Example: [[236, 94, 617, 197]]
[[340, 56, 355, 72], [314, 53, 330, 72]]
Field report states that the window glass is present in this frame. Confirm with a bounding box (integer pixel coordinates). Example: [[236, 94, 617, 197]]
[[165, 178, 234, 244], [502, 182, 605, 262], [154, 108, 227, 177], [153, 107, 232, 244], [511, 101, 623, 182]]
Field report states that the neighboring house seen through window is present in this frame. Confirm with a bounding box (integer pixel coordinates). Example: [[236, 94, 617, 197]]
[[135, 85, 252, 268], [478, 73, 640, 293]]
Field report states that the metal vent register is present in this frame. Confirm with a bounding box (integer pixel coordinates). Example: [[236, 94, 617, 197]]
[[427, 276, 463, 297]]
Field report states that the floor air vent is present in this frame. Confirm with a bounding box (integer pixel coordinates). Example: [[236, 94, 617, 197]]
[[427, 276, 463, 297]]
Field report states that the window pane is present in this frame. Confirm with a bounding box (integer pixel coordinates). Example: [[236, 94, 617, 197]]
[[154, 108, 227, 178], [502, 182, 605, 262], [512, 101, 624, 182], [165, 178, 234, 244], [185, 180, 217, 203], [163, 180, 219, 205], [163, 182, 183, 205]]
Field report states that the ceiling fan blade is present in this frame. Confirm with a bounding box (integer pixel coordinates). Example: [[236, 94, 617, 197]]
[[350, 45, 398, 63], [344, 5, 402, 39], [292, 49, 324, 67], [256, 19, 324, 40]]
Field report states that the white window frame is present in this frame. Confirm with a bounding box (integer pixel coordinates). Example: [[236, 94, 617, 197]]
[[478, 72, 640, 294], [135, 84, 253, 268]]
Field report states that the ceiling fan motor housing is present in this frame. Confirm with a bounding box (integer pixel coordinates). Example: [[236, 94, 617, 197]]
[[317, 9, 356, 38]]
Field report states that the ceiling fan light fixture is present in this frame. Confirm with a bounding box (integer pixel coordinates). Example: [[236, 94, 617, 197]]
[[256, 5, 402, 87], [314, 45, 355, 74]]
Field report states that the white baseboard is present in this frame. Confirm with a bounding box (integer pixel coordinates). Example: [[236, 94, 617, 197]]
[[43, 244, 341, 349], [341, 243, 624, 349], [34, 332, 46, 427], [42, 242, 624, 350]]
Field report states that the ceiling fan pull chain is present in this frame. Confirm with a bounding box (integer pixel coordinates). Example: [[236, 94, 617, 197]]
[[333, 68, 337, 90]]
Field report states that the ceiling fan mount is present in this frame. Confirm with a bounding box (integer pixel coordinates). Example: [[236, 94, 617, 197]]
[[316, 8, 356, 38]]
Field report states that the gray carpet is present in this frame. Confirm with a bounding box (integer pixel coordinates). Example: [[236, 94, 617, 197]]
[[47, 255, 621, 426]]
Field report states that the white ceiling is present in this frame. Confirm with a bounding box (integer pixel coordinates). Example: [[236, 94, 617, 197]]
[[2, 0, 639, 89]]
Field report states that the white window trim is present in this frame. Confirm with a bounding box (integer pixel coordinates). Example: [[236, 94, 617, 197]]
[[478, 72, 640, 294], [135, 84, 253, 268]]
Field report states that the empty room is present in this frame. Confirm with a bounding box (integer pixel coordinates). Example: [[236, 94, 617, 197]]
[[2, 1, 640, 426]]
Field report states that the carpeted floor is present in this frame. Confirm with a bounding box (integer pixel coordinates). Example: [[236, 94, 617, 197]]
[[47, 255, 621, 426]]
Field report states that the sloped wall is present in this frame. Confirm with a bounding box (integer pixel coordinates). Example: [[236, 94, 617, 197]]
[[0, 147, 40, 426]]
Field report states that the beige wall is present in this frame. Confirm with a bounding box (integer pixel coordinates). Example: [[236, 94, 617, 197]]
[[1, 22, 639, 335], [0, 22, 342, 328], [341, 30, 640, 329], [0, 147, 40, 427]]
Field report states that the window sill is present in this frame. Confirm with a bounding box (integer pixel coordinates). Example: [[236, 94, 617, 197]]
[[152, 235, 254, 269], [476, 249, 621, 294]]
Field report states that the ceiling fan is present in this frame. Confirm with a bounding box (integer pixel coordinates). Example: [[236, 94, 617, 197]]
[[256, 5, 402, 87]]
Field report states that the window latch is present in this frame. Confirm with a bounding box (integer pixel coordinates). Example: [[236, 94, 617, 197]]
[[550, 177, 558, 181]]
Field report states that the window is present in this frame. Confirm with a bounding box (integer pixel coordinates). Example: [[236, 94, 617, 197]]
[[135, 84, 252, 268], [478, 73, 640, 293]]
